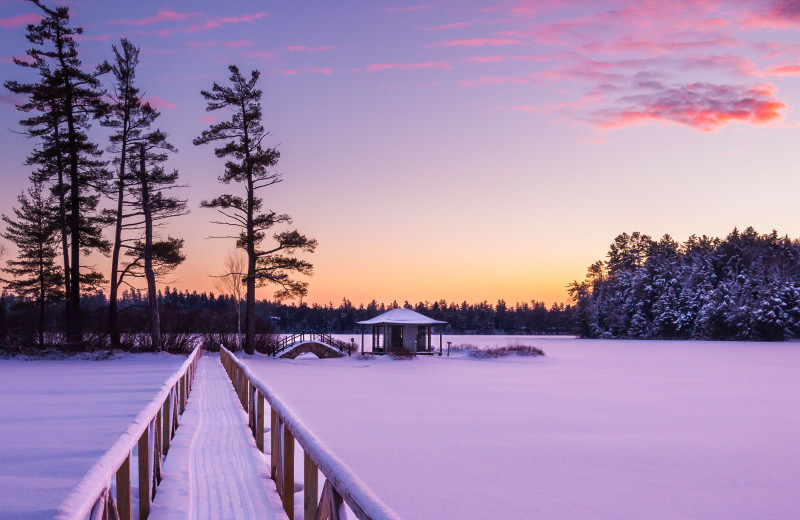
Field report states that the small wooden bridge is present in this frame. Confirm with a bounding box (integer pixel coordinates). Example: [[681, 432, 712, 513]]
[[272, 333, 354, 359]]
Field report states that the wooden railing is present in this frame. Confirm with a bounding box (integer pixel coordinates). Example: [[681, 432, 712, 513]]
[[273, 333, 353, 357], [55, 346, 202, 520], [220, 347, 400, 520]]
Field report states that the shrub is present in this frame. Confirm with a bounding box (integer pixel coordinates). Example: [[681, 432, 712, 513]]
[[469, 342, 545, 359]]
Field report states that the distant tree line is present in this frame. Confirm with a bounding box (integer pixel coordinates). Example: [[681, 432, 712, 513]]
[[0, 288, 573, 351], [569, 228, 800, 341]]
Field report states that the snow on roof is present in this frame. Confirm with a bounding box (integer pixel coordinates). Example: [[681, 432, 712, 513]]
[[357, 308, 447, 326]]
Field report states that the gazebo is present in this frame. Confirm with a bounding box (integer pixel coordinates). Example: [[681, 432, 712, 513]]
[[357, 308, 447, 355]]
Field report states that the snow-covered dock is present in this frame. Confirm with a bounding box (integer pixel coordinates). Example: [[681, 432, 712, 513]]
[[149, 354, 286, 519]]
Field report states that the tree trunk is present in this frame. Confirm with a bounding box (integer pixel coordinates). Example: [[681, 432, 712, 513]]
[[243, 102, 256, 355], [39, 259, 45, 348], [109, 138, 128, 349], [140, 146, 161, 352], [52, 116, 71, 329], [56, 32, 82, 347]]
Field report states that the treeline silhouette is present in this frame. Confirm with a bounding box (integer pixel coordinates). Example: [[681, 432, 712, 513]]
[[0, 288, 573, 352], [569, 227, 800, 341]]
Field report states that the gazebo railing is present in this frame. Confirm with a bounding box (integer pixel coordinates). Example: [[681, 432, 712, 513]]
[[55, 346, 201, 520], [220, 347, 400, 520]]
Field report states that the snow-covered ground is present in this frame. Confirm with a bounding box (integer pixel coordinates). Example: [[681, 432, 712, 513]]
[[0, 353, 185, 520], [244, 338, 800, 520]]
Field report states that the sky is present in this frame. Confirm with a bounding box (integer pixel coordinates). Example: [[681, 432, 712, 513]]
[[0, 0, 799, 307]]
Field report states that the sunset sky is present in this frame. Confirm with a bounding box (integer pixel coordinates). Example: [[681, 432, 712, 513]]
[[1, 0, 799, 307]]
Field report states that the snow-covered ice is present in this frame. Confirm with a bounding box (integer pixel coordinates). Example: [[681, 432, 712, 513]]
[[149, 354, 286, 520], [0, 353, 185, 520], [244, 337, 800, 520]]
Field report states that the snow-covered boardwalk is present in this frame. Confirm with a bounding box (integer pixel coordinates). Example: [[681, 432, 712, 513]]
[[149, 354, 286, 520]]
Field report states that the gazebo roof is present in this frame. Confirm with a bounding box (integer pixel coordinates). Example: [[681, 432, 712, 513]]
[[357, 308, 447, 326]]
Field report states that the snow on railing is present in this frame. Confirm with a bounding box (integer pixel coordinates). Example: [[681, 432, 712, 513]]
[[220, 347, 401, 520], [55, 346, 202, 520]]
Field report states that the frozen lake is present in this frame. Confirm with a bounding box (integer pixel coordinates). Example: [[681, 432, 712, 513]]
[[0, 353, 185, 520], [245, 337, 800, 520]]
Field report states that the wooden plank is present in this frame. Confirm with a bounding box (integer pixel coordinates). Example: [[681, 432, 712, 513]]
[[304, 452, 318, 520], [116, 453, 131, 520], [257, 392, 265, 452], [283, 423, 295, 519], [138, 425, 150, 520]]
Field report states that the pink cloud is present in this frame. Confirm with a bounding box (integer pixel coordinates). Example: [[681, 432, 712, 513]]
[[593, 82, 786, 132], [761, 64, 800, 77], [416, 22, 472, 30], [463, 55, 509, 63], [277, 69, 300, 75], [367, 62, 452, 72], [109, 9, 200, 26], [219, 12, 268, 23], [244, 50, 276, 60], [144, 96, 177, 110], [430, 38, 525, 47], [309, 67, 333, 75], [743, 0, 800, 29], [286, 45, 334, 52], [385, 6, 429, 13], [199, 115, 216, 123], [0, 13, 41, 28], [150, 11, 267, 37], [225, 40, 253, 48], [459, 76, 511, 87]]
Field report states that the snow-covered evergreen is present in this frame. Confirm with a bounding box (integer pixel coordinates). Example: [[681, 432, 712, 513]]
[[570, 228, 800, 340]]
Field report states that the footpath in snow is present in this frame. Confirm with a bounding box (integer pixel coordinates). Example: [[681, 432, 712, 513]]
[[149, 354, 286, 520]]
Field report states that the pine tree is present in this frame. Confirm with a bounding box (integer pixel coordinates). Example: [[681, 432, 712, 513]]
[[102, 38, 160, 349], [4, 0, 110, 345], [194, 65, 317, 355], [1, 183, 64, 347], [118, 130, 186, 351]]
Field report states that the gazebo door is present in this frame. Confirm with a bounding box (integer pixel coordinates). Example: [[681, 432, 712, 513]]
[[390, 325, 403, 352]]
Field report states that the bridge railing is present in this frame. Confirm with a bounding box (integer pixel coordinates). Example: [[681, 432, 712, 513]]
[[56, 345, 202, 520], [220, 347, 400, 520], [273, 333, 353, 357]]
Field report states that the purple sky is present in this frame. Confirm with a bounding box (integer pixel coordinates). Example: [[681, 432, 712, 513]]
[[1, 0, 799, 305]]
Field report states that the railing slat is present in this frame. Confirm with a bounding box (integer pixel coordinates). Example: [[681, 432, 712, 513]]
[[283, 423, 295, 519], [116, 454, 131, 520], [257, 391, 265, 452], [137, 426, 150, 520], [305, 452, 318, 520]]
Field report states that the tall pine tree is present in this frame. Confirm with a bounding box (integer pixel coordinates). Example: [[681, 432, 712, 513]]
[[194, 65, 317, 354], [4, 0, 110, 345], [102, 38, 160, 349]]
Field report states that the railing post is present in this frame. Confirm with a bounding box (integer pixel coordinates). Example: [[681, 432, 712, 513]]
[[283, 423, 295, 519], [116, 453, 131, 520], [304, 452, 318, 520], [180, 374, 186, 414], [162, 395, 171, 455], [271, 409, 278, 479], [138, 425, 150, 519], [257, 391, 265, 452]]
